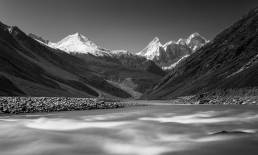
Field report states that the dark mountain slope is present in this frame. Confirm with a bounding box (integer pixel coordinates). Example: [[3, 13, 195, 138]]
[[144, 8, 258, 99], [0, 75, 25, 96], [0, 22, 131, 98]]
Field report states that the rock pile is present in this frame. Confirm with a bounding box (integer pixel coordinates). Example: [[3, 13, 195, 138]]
[[0, 97, 125, 114]]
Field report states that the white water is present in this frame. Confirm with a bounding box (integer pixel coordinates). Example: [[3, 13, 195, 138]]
[[1, 104, 258, 155]]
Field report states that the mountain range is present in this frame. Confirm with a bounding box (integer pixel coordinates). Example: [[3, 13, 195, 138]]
[[30, 30, 208, 71], [137, 33, 209, 69]]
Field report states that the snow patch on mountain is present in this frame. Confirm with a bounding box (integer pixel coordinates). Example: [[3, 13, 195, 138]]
[[51, 33, 99, 54], [162, 55, 190, 70]]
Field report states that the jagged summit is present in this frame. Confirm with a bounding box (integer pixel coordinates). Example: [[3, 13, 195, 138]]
[[136, 33, 209, 68], [137, 33, 208, 59]]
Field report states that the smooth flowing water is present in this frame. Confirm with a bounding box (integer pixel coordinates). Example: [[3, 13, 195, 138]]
[[1, 104, 258, 155]]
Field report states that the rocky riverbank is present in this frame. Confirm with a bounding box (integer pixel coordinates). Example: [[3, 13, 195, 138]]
[[174, 94, 258, 105], [172, 88, 258, 105], [0, 97, 133, 114], [195, 95, 258, 105]]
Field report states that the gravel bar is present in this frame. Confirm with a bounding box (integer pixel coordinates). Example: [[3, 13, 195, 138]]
[[0, 97, 130, 114]]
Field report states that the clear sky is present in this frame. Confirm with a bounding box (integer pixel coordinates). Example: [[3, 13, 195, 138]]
[[0, 0, 258, 52]]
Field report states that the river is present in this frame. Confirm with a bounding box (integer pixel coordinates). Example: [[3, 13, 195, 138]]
[[1, 104, 258, 155]]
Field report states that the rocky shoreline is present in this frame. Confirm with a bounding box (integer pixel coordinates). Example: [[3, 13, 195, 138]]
[[194, 96, 258, 105], [174, 95, 258, 105], [0, 97, 133, 114], [171, 88, 258, 105]]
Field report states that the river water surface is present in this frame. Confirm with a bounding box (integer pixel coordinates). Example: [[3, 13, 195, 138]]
[[1, 104, 258, 155]]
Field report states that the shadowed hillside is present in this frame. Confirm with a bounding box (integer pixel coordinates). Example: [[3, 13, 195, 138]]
[[0, 21, 131, 98], [144, 8, 258, 99]]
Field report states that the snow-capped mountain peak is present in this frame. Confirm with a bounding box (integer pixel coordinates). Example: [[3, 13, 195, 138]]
[[29, 32, 137, 57], [136, 37, 162, 60], [137, 33, 209, 68], [52, 32, 98, 54], [50, 33, 135, 56], [137, 33, 208, 61]]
